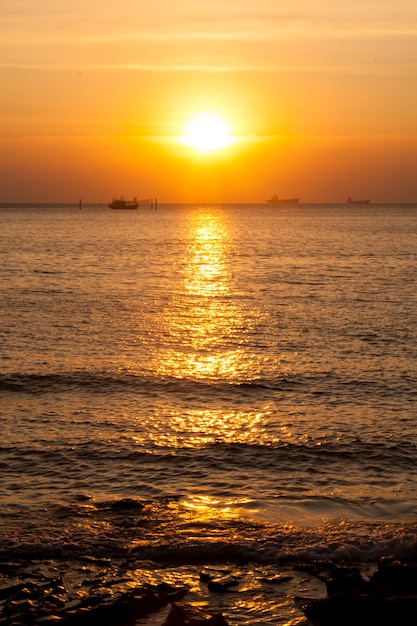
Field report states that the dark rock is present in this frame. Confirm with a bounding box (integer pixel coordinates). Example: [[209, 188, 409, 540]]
[[161, 602, 229, 625], [156, 582, 188, 602], [199, 568, 231, 583], [207, 577, 241, 593], [302, 558, 417, 626], [59, 583, 187, 625], [109, 498, 144, 511], [304, 594, 396, 626], [260, 575, 293, 585], [199, 570, 212, 583], [325, 567, 369, 597], [369, 557, 417, 596], [0, 579, 188, 626]]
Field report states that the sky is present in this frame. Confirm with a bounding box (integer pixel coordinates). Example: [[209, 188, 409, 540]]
[[1, 0, 417, 203]]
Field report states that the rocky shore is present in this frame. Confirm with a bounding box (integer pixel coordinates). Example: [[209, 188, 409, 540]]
[[1, 556, 417, 625], [0, 563, 227, 626], [300, 557, 417, 626]]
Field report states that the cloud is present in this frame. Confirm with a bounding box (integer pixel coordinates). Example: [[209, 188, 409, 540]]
[[1, 0, 417, 74], [3, 1, 417, 41]]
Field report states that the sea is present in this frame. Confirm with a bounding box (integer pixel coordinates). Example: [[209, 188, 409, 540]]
[[1, 202, 417, 625]]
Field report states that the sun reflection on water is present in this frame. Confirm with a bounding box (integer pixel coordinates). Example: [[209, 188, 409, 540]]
[[128, 208, 272, 453], [183, 213, 230, 297], [155, 208, 247, 381], [148, 409, 265, 448], [180, 493, 257, 523]]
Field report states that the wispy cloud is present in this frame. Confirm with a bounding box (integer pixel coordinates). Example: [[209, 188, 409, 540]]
[[3, 1, 417, 40], [2, 0, 417, 73]]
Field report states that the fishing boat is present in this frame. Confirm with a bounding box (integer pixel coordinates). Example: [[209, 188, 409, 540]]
[[266, 195, 299, 205], [347, 197, 370, 204], [109, 197, 139, 210]]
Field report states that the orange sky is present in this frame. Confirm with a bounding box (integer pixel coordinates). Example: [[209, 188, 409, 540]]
[[2, 1, 417, 203]]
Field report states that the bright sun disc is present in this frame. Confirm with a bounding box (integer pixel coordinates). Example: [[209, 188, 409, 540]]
[[181, 113, 234, 152]]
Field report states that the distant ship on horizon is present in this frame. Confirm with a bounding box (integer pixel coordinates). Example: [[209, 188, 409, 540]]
[[108, 197, 157, 209], [266, 195, 299, 205], [347, 197, 371, 205], [109, 197, 139, 210]]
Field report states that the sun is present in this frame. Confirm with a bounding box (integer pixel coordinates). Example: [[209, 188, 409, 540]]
[[181, 113, 235, 152]]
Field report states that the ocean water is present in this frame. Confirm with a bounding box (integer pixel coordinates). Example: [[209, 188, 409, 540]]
[[1, 202, 417, 624]]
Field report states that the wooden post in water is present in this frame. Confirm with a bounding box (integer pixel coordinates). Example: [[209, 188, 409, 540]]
[[79, 199, 82, 210]]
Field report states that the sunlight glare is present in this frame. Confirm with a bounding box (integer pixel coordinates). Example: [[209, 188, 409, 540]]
[[181, 113, 235, 152]]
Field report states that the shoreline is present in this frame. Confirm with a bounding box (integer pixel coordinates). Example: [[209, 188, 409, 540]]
[[2, 549, 417, 625], [1, 498, 417, 624]]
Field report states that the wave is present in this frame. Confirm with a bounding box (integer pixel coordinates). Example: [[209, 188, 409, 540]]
[[1, 369, 414, 398], [0, 372, 310, 402], [2, 437, 416, 529], [4, 437, 416, 467], [2, 497, 417, 567]]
